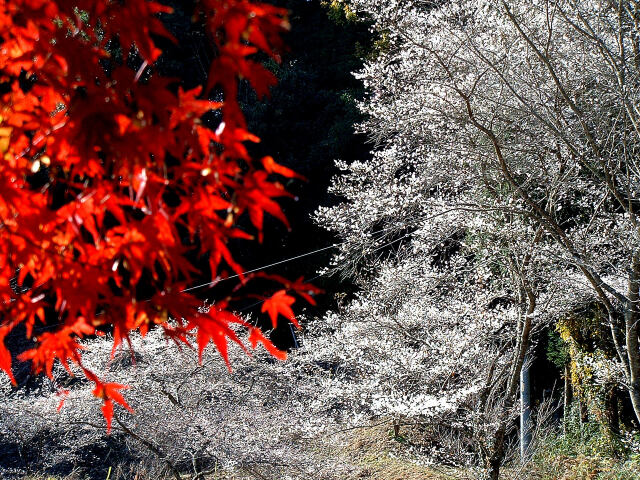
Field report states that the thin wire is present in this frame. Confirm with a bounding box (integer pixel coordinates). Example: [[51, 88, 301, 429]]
[[4, 208, 441, 315], [180, 209, 446, 295], [235, 227, 416, 312], [234, 229, 418, 347], [181, 243, 340, 293], [5, 213, 431, 340]]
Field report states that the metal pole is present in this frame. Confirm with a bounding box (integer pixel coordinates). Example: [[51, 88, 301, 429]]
[[520, 354, 532, 462]]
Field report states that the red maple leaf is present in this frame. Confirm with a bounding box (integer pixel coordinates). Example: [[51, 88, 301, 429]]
[[0, 326, 15, 385], [248, 326, 287, 360], [92, 380, 134, 433], [261, 156, 307, 181], [261, 289, 298, 329]]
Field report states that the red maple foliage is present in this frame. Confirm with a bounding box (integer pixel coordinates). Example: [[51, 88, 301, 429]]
[[0, 0, 318, 431]]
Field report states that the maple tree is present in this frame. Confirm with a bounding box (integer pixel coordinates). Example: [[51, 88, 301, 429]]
[[0, 0, 318, 431]]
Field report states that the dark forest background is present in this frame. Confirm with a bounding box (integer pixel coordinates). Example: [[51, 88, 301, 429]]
[[158, 0, 374, 347]]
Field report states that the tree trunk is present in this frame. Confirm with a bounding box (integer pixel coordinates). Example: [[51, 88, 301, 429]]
[[487, 424, 507, 480], [628, 382, 640, 426], [604, 386, 620, 438], [625, 250, 640, 424], [580, 397, 588, 425], [485, 293, 535, 480]]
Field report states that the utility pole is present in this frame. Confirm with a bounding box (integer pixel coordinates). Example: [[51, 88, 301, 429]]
[[520, 354, 532, 462]]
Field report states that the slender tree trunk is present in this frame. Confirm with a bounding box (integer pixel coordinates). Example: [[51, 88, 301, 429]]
[[628, 378, 640, 427], [487, 424, 508, 480], [486, 296, 535, 480], [604, 386, 620, 438], [626, 250, 640, 423], [580, 397, 588, 425]]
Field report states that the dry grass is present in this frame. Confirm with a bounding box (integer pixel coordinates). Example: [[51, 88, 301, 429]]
[[205, 421, 458, 480], [326, 421, 466, 480], [519, 454, 640, 480]]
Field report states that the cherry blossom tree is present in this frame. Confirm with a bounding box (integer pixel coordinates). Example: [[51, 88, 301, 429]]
[[316, 0, 640, 477], [0, 328, 347, 480]]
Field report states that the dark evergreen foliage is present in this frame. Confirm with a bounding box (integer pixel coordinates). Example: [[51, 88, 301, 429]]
[[240, 0, 374, 345]]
